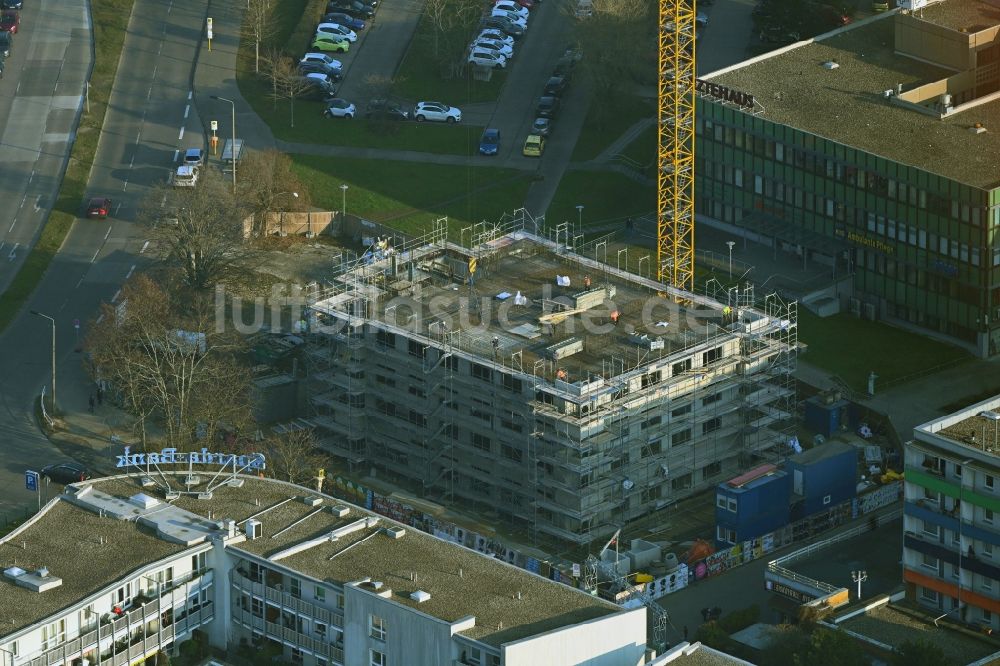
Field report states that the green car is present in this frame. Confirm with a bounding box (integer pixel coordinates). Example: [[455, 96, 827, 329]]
[[312, 35, 350, 53]]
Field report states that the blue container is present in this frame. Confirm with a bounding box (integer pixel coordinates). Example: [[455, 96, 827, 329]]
[[804, 395, 858, 438], [715, 465, 791, 547], [787, 440, 858, 519]]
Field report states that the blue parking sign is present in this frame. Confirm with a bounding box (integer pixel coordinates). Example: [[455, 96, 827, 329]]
[[25, 470, 38, 492]]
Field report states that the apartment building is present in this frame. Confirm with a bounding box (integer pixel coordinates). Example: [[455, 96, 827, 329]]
[[0, 472, 647, 666], [303, 221, 797, 545], [904, 395, 1000, 630], [697, 0, 1000, 356]]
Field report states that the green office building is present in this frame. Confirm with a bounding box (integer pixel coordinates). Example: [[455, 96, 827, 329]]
[[696, 0, 1000, 356]]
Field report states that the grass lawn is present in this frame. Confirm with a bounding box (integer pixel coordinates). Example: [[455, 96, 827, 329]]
[[571, 94, 655, 162], [291, 154, 534, 236], [548, 170, 654, 228], [0, 0, 134, 330], [797, 308, 972, 392], [394, 16, 506, 105]]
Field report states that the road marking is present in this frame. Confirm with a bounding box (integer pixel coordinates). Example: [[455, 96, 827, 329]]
[[140, 240, 150, 254], [96, 314, 104, 324], [7, 220, 14, 232], [173, 149, 179, 163], [112, 289, 122, 302], [188, 91, 193, 101], [14, 81, 18, 94], [167, 0, 171, 13], [58, 298, 68, 312], [104, 227, 112, 241], [27, 169, 34, 184], [158, 42, 162, 55], [114, 202, 122, 215], [76, 275, 84, 288], [129, 156, 134, 168], [33, 196, 41, 212], [92, 248, 100, 263], [122, 180, 128, 191], [136, 130, 141, 144], [125, 264, 135, 280], [184, 105, 190, 119], [0, 242, 4, 253], [178, 127, 185, 141], [7, 243, 17, 261], [18, 195, 25, 209], [147, 87, 152, 101], [152, 64, 157, 79]]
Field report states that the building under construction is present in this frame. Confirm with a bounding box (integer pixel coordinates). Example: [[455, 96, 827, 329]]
[[302, 213, 798, 546]]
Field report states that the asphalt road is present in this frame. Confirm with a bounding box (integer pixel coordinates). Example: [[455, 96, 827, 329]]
[[697, 0, 758, 76], [0, 0, 91, 293], [0, 0, 208, 515]]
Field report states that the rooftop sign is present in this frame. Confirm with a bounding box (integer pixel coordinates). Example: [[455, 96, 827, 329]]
[[696, 79, 755, 110], [116, 446, 266, 470]]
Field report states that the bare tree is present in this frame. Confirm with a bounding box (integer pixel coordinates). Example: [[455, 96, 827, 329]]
[[85, 274, 255, 452], [237, 149, 311, 238], [244, 0, 278, 73], [147, 168, 251, 290], [257, 428, 330, 485], [267, 54, 315, 128], [421, 0, 482, 77]]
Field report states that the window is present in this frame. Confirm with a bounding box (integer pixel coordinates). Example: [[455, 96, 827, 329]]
[[369, 614, 386, 641], [376, 330, 396, 349], [41, 619, 65, 651], [702, 417, 722, 434], [4, 642, 16, 658], [986, 508, 995, 524], [727, 497, 737, 512], [289, 578, 301, 598], [336, 593, 345, 609], [921, 588, 939, 603], [982, 577, 994, 592], [315, 621, 327, 638], [642, 415, 662, 430], [471, 433, 492, 452], [471, 363, 492, 381], [702, 392, 722, 406], [502, 374, 523, 393], [291, 647, 303, 664], [921, 553, 938, 571], [717, 494, 727, 509], [985, 542, 994, 558], [502, 444, 523, 463], [671, 358, 692, 376], [922, 521, 940, 538], [705, 461, 723, 479], [641, 371, 662, 388], [408, 340, 426, 357], [191, 551, 206, 574], [673, 428, 692, 446], [252, 597, 263, 617], [314, 585, 326, 602], [642, 439, 662, 458], [988, 474, 995, 490], [984, 608, 993, 622], [702, 347, 723, 365], [672, 403, 691, 418], [370, 650, 387, 666]]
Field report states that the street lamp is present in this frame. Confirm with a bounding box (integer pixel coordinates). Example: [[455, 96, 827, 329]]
[[340, 184, 349, 222], [576, 204, 584, 227], [851, 570, 868, 601], [211, 95, 237, 193], [30, 310, 56, 412], [726, 241, 736, 279]]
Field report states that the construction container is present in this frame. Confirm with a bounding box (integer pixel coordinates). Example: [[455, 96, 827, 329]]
[[787, 440, 858, 520], [715, 464, 791, 547], [804, 392, 857, 438]]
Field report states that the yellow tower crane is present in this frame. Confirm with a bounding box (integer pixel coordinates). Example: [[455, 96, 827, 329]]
[[657, 0, 697, 292]]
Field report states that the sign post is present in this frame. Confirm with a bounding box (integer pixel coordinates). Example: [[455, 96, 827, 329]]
[[206, 18, 213, 51], [210, 120, 219, 156], [25, 470, 39, 513]]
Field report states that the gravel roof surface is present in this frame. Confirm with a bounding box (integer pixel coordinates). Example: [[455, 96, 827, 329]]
[[841, 604, 998, 664], [709, 12, 1000, 189], [920, 0, 1000, 32], [87, 475, 621, 647], [0, 500, 184, 638]]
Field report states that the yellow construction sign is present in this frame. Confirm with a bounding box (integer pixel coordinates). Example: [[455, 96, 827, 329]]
[[468, 257, 477, 274]]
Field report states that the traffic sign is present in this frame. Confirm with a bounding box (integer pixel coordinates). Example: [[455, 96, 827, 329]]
[[210, 120, 218, 132], [25, 470, 38, 492], [73, 318, 80, 330]]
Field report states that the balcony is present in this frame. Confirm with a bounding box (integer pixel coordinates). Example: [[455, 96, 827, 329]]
[[231, 570, 343, 629], [231, 607, 344, 664], [904, 532, 1000, 582]]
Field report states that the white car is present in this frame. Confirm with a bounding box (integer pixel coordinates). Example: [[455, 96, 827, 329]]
[[493, 1, 528, 18], [323, 98, 356, 118], [478, 29, 514, 47], [300, 52, 343, 70], [316, 23, 357, 42], [468, 48, 507, 69], [172, 165, 198, 187], [182, 148, 204, 167], [490, 9, 527, 27], [471, 38, 513, 59], [413, 101, 461, 123]]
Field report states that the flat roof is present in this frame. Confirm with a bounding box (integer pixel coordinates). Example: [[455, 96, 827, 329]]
[[839, 604, 999, 664], [708, 9, 1000, 189], [789, 439, 855, 465], [920, 0, 999, 32], [915, 393, 1000, 457], [0, 500, 184, 637], [86, 475, 622, 647]]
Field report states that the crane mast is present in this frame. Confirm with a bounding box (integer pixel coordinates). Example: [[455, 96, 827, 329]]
[[657, 0, 696, 292]]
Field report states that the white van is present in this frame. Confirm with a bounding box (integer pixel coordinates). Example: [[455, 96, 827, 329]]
[[172, 165, 199, 187]]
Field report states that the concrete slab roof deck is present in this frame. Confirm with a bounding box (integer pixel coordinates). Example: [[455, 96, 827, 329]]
[[0, 500, 184, 637], [789, 439, 856, 465], [84, 475, 622, 648], [707, 13, 1000, 189], [839, 604, 998, 664]]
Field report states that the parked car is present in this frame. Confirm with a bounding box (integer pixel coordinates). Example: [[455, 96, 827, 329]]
[[183, 148, 204, 167], [413, 101, 461, 123], [479, 16, 525, 38], [316, 22, 357, 42], [523, 134, 545, 157], [299, 73, 338, 101], [503, 0, 534, 8], [40, 461, 91, 485], [490, 8, 527, 28], [1, 0, 21, 9], [172, 165, 199, 187], [468, 48, 507, 69], [322, 12, 366, 30], [477, 28, 514, 47], [493, 1, 529, 18], [299, 60, 343, 79], [366, 99, 409, 121], [531, 117, 551, 137], [323, 98, 356, 118], [311, 35, 350, 52], [872, 0, 889, 10], [479, 128, 500, 156], [471, 38, 513, 59], [553, 54, 577, 77], [301, 53, 343, 72], [544, 75, 567, 96], [0, 11, 19, 33], [0, 32, 12, 58], [535, 95, 560, 119], [86, 197, 111, 219], [328, 0, 374, 18]]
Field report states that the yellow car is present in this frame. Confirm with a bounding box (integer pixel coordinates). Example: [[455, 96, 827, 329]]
[[523, 134, 545, 157], [872, 1, 890, 11]]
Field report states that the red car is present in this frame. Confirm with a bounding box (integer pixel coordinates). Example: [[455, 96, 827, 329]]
[[87, 197, 111, 219], [0, 12, 19, 33]]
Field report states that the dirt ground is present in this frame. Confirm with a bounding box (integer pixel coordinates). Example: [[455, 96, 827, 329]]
[[243, 235, 351, 294]]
